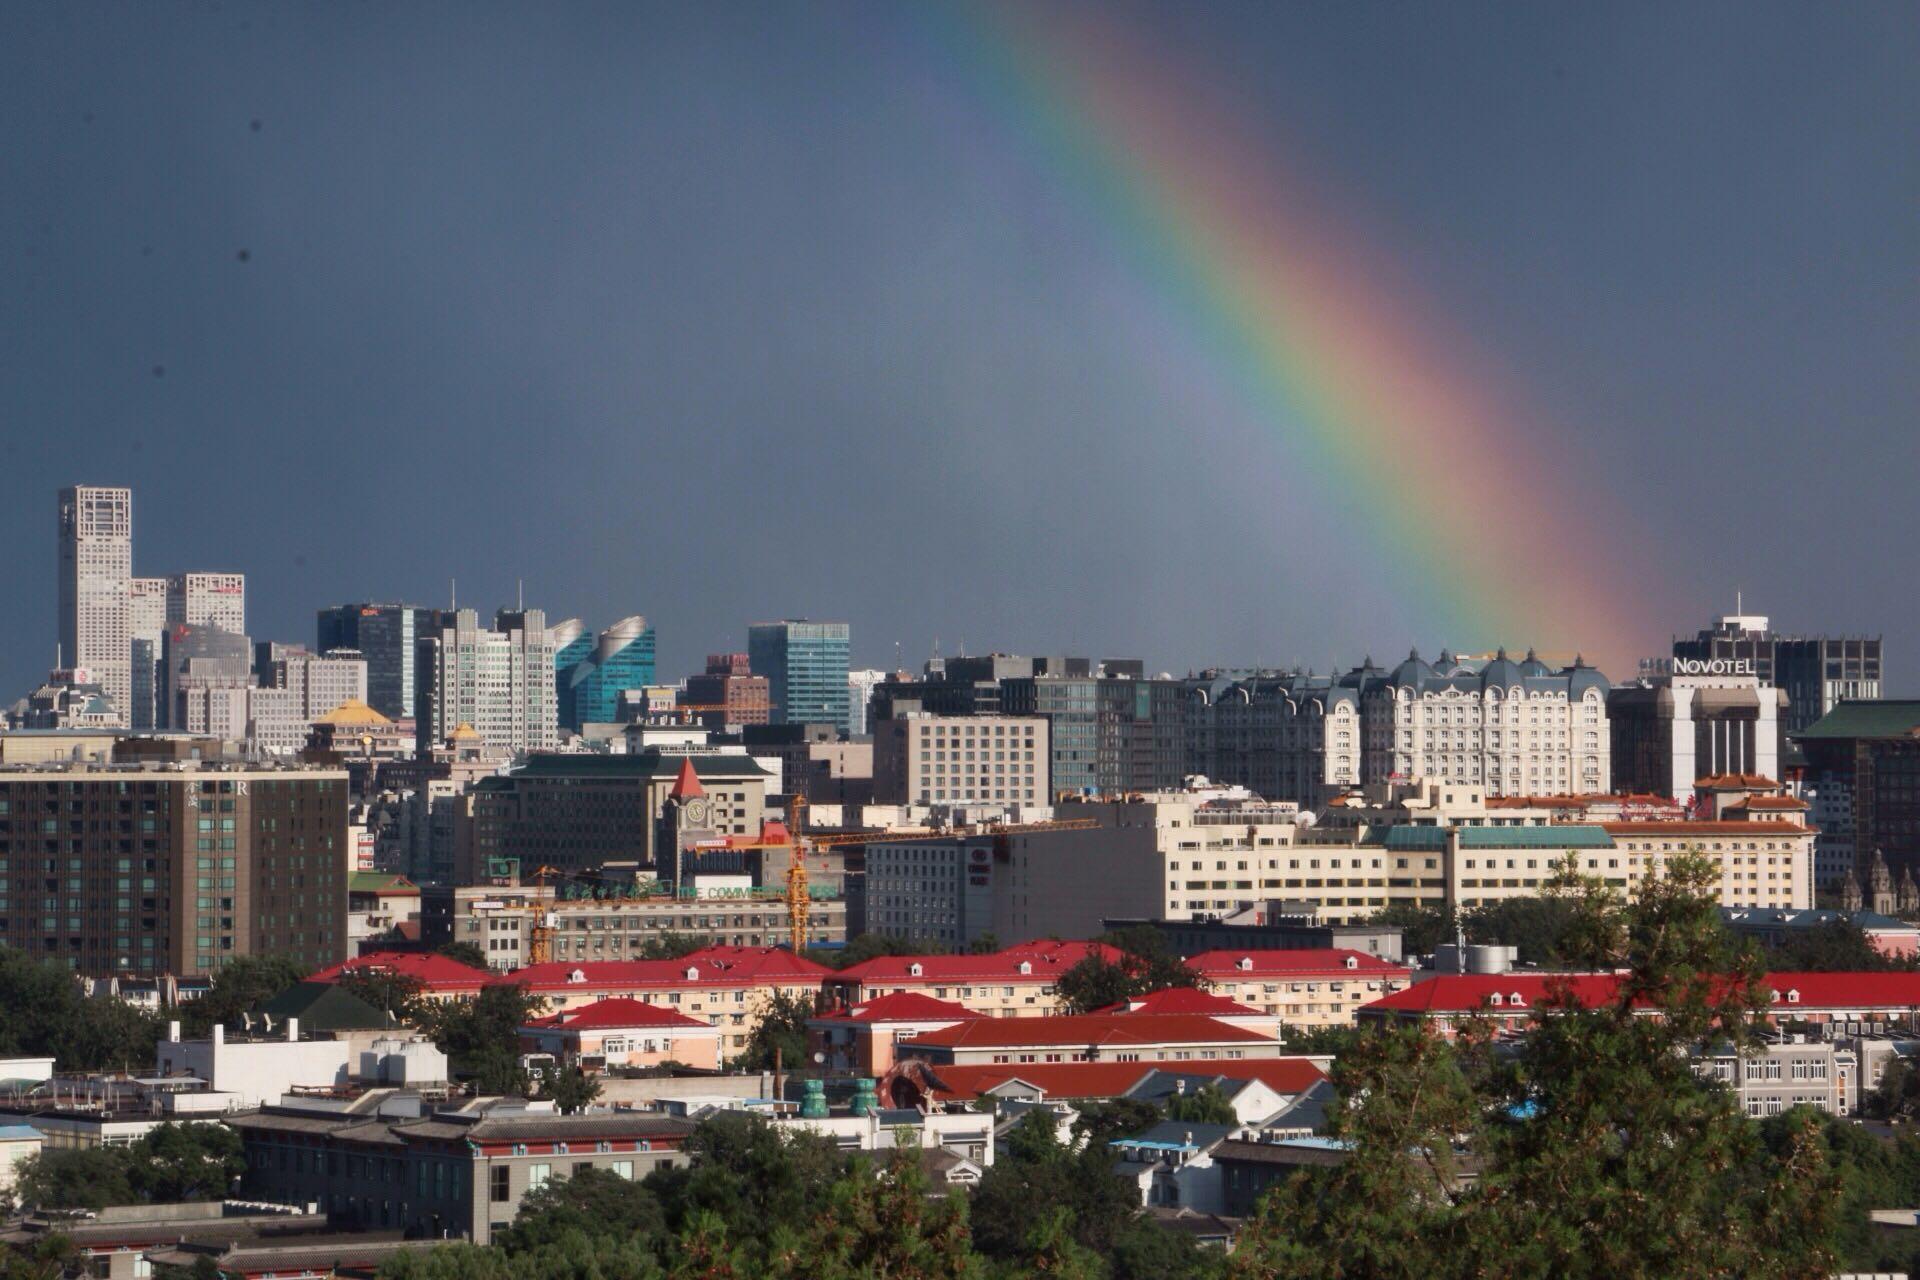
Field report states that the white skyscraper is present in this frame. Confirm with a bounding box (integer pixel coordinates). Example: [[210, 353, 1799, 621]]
[[416, 608, 558, 755], [58, 485, 132, 723], [166, 572, 246, 634]]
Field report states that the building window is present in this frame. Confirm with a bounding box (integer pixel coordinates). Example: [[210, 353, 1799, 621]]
[[490, 1165, 510, 1202], [529, 1163, 552, 1191]]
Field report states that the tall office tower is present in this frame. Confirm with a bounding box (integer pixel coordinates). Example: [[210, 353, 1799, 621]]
[[846, 669, 888, 737], [316, 603, 437, 719], [160, 623, 254, 731], [128, 577, 169, 730], [57, 485, 133, 723], [748, 620, 851, 734], [166, 572, 247, 634], [1672, 608, 1883, 735], [415, 608, 558, 755], [550, 618, 592, 731], [563, 616, 657, 730]]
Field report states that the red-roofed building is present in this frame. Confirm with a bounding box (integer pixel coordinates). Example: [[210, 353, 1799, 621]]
[[307, 950, 491, 1001], [898, 1011, 1282, 1067], [519, 997, 722, 1071], [808, 992, 984, 1074], [826, 940, 1119, 1019], [1187, 950, 1413, 1029], [1358, 970, 1920, 1040], [1094, 987, 1282, 1041], [494, 945, 833, 1057]]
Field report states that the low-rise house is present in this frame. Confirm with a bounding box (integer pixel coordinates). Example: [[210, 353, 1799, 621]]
[[1110, 1120, 1236, 1213], [518, 998, 723, 1073], [307, 950, 492, 1003], [809, 992, 985, 1074], [1186, 949, 1414, 1029], [919, 1057, 1327, 1109], [496, 946, 833, 1058], [227, 1093, 695, 1245], [900, 1012, 1282, 1068], [1092, 987, 1284, 1041], [347, 872, 424, 956], [826, 940, 1119, 1018], [1122, 1070, 1295, 1126]]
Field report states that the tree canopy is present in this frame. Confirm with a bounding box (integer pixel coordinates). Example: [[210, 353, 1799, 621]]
[[1056, 926, 1205, 1014], [0, 945, 162, 1071]]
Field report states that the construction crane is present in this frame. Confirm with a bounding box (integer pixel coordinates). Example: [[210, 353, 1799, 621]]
[[524, 864, 619, 965]]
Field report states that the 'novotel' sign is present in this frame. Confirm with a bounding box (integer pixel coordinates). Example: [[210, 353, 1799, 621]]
[[1673, 658, 1756, 677]]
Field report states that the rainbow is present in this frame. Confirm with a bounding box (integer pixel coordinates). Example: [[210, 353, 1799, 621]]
[[914, 3, 1675, 674]]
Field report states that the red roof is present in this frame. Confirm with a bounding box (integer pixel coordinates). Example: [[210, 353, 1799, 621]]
[[1094, 987, 1266, 1018], [668, 756, 705, 800], [812, 992, 984, 1025], [835, 940, 1119, 984], [1361, 971, 1920, 1017], [523, 997, 714, 1033], [1729, 797, 1809, 810], [1188, 949, 1410, 979], [498, 944, 831, 991], [925, 1062, 1162, 1102], [1695, 774, 1781, 789], [308, 950, 490, 992], [1179, 1057, 1328, 1094], [905, 1012, 1274, 1050]]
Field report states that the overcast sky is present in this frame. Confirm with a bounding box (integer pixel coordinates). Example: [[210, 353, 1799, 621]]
[[4, 1, 1914, 695]]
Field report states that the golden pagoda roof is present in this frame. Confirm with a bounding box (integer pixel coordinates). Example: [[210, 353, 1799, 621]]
[[312, 698, 393, 727]]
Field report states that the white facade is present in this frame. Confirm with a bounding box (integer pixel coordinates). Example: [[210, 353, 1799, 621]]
[[165, 572, 247, 634], [57, 485, 132, 722], [846, 669, 888, 737], [873, 714, 1049, 807], [155, 1022, 448, 1108], [419, 609, 559, 754]]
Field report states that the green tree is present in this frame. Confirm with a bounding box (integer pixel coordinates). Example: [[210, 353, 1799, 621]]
[[1110, 1214, 1215, 1280], [15, 1146, 136, 1210], [537, 1066, 602, 1115], [0, 1232, 83, 1280], [496, 1165, 667, 1252], [730, 989, 815, 1071], [131, 1122, 247, 1201], [1070, 1097, 1163, 1146], [1055, 926, 1204, 1014], [966, 932, 1000, 954], [801, 1148, 984, 1279], [1769, 918, 1919, 972], [969, 1109, 1147, 1261], [423, 983, 545, 1094], [182, 953, 309, 1037], [435, 941, 490, 971], [1280, 1023, 1360, 1056], [1166, 1083, 1237, 1126], [0, 945, 164, 1071], [338, 967, 428, 1023], [1361, 902, 1456, 956], [810, 933, 948, 970]]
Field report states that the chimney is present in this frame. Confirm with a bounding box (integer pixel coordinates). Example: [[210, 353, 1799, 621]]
[[287, 1017, 300, 1043], [167, 1020, 181, 1043], [212, 1025, 225, 1046]]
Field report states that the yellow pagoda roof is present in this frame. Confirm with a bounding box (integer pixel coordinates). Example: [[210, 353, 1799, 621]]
[[313, 698, 393, 727]]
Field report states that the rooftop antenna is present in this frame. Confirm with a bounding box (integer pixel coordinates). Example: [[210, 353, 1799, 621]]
[[450, 578, 457, 611], [517, 579, 524, 611], [1736, 588, 1743, 615]]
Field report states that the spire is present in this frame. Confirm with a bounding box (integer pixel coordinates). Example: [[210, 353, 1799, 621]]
[[668, 757, 705, 801]]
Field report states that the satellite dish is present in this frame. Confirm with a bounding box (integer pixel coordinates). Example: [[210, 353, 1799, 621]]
[[812, 1052, 826, 1065], [1296, 811, 1317, 829]]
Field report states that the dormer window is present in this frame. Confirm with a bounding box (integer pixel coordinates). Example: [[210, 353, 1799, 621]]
[[568, 969, 585, 984], [1018, 962, 1033, 975], [1237, 957, 1253, 971], [1344, 956, 1359, 970], [1509, 993, 1525, 1007], [1489, 993, 1504, 1006], [1787, 989, 1801, 1003], [684, 966, 700, 980], [909, 963, 923, 977]]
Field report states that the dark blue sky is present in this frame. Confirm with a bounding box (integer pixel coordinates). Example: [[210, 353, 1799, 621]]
[[4, 1, 1914, 694]]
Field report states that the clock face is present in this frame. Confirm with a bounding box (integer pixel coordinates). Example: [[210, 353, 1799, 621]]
[[683, 798, 710, 827]]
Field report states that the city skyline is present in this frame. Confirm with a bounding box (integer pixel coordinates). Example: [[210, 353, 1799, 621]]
[[6, 2, 1915, 695]]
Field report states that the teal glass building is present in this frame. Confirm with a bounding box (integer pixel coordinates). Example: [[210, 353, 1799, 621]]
[[748, 620, 851, 734]]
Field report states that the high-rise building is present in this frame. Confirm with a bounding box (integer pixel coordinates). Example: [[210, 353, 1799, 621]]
[[0, 754, 350, 975], [1001, 659, 1187, 798], [1672, 609, 1883, 735], [1609, 663, 1784, 798], [1796, 701, 1920, 888], [846, 669, 888, 736], [415, 608, 559, 755], [317, 603, 438, 719], [560, 616, 656, 731], [57, 485, 132, 723], [160, 623, 254, 732], [748, 620, 851, 734], [254, 642, 370, 718], [872, 713, 1049, 807], [681, 653, 770, 726], [127, 576, 169, 731], [549, 618, 592, 731], [165, 572, 246, 634]]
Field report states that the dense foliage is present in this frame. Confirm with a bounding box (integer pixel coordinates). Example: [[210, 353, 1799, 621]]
[[13, 1122, 246, 1210], [421, 983, 546, 1094], [729, 988, 816, 1071], [180, 953, 308, 1037], [1056, 926, 1205, 1014], [0, 945, 163, 1070]]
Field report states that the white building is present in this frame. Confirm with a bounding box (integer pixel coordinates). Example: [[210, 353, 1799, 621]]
[[128, 576, 169, 731], [872, 714, 1049, 808], [417, 609, 559, 755], [0, 1124, 43, 1196], [166, 572, 247, 634], [846, 669, 889, 737], [57, 485, 133, 722], [155, 1021, 448, 1109]]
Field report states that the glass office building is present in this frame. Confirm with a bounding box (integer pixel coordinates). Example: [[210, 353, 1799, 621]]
[[564, 616, 657, 729], [748, 620, 851, 734]]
